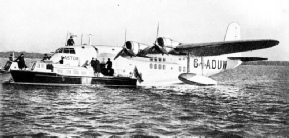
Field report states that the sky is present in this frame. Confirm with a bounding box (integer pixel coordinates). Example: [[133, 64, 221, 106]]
[[0, 0, 288, 61]]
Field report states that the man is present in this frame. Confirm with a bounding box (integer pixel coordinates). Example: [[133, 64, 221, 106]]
[[42, 54, 50, 61], [95, 58, 101, 77], [106, 58, 113, 76], [67, 36, 75, 46], [91, 57, 96, 74], [14, 53, 27, 70], [106, 58, 112, 70]]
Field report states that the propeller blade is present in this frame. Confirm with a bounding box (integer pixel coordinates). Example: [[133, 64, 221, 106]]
[[114, 49, 124, 60]]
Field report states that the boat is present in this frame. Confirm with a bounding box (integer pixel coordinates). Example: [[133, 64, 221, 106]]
[[6, 36, 138, 87]]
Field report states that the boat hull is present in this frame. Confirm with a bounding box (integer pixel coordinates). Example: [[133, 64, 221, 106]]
[[10, 70, 137, 88]]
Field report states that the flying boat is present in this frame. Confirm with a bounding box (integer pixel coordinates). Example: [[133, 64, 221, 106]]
[[7, 22, 279, 87]]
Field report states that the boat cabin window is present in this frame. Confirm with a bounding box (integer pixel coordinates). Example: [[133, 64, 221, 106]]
[[55, 48, 75, 54], [158, 58, 162, 62]]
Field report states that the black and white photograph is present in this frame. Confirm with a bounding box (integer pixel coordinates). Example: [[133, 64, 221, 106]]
[[0, 0, 288, 137]]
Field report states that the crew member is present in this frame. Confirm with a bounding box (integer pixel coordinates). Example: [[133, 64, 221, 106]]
[[14, 53, 27, 70], [67, 36, 75, 46], [42, 54, 50, 61]]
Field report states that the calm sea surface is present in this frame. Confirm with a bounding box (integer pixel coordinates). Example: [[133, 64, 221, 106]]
[[0, 65, 289, 138]]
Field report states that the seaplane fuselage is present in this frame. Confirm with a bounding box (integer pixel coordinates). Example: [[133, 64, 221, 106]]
[[48, 44, 241, 86]]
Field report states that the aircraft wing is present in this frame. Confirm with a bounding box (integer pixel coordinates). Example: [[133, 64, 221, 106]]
[[174, 39, 279, 57], [227, 57, 268, 61]]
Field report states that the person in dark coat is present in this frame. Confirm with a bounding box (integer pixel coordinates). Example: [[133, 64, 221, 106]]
[[91, 57, 96, 73], [106, 58, 112, 69], [106, 58, 114, 76], [67, 36, 75, 46], [95, 58, 101, 77], [14, 53, 27, 70]]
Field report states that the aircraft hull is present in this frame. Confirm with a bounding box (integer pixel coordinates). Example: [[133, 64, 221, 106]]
[[9, 70, 137, 88]]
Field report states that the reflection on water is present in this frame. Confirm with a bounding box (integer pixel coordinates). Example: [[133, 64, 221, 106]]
[[0, 65, 289, 137]]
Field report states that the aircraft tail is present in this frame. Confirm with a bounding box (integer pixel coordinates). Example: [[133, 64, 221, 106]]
[[224, 22, 241, 41]]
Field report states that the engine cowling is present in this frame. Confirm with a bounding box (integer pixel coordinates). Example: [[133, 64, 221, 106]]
[[125, 41, 150, 55], [114, 41, 151, 60], [155, 37, 181, 54], [156, 37, 181, 48]]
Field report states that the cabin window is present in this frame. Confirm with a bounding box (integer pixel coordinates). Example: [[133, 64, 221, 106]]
[[154, 64, 157, 69], [89, 71, 94, 76], [70, 49, 76, 54], [40, 63, 45, 68], [58, 70, 63, 74], [150, 63, 153, 69], [64, 49, 69, 53], [154, 57, 157, 62], [158, 64, 162, 69], [73, 70, 79, 74], [183, 67, 186, 72], [36, 63, 40, 68], [163, 58, 166, 62], [55, 48, 62, 53], [150, 58, 153, 61], [65, 70, 71, 74], [163, 65, 166, 70], [179, 66, 181, 72], [179, 58, 181, 61], [63, 48, 76, 54], [158, 58, 162, 62], [81, 71, 86, 75]]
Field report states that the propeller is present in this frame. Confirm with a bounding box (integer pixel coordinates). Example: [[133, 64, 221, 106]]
[[152, 23, 168, 55], [114, 29, 136, 60]]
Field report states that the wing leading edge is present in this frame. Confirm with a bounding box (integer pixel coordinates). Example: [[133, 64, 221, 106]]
[[174, 39, 279, 57]]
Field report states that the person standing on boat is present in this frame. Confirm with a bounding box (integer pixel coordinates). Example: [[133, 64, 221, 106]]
[[91, 57, 96, 73], [106, 58, 113, 76], [67, 36, 75, 46], [14, 53, 27, 70], [95, 58, 101, 77], [42, 54, 50, 61], [106, 58, 112, 70]]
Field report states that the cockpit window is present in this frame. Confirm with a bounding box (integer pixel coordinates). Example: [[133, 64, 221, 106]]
[[55, 48, 75, 54]]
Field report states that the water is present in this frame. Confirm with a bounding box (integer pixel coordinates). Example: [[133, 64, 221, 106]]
[[0, 65, 289, 137]]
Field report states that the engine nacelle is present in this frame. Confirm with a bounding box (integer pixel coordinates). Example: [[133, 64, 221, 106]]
[[125, 41, 150, 55], [156, 37, 181, 48], [155, 37, 181, 54]]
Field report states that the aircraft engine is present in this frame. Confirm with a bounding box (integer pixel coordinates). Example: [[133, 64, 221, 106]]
[[114, 41, 150, 60], [154, 37, 181, 55], [125, 41, 149, 55]]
